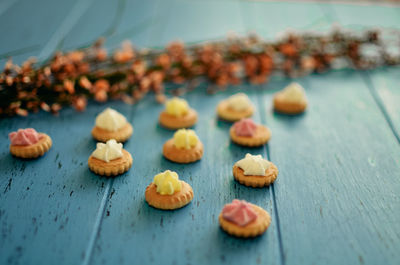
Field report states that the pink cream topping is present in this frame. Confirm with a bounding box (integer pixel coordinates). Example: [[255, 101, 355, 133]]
[[222, 199, 257, 226], [233, 118, 257, 137], [9, 128, 42, 146]]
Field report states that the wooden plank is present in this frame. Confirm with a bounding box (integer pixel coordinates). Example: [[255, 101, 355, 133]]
[[89, 2, 280, 264], [326, 3, 400, 29], [238, 1, 332, 39], [0, 102, 134, 265], [60, 0, 162, 51], [59, 0, 120, 51], [154, 0, 247, 46], [0, 0, 80, 65], [258, 72, 400, 265], [0, 1, 134, 264], [102, 0, 164, 50], [324, 3, 400, 141], [364, 68, 400, 142], [88, 86, 281, 265]]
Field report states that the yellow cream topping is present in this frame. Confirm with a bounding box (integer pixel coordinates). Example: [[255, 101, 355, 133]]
[[165, 97, 189, 117], [173, 129, 199, 149], [280, 83, 306, 103], [153, 170, 182, 195]]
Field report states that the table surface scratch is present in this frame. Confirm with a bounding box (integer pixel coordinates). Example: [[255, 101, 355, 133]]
[[0, 1, 399, 265]]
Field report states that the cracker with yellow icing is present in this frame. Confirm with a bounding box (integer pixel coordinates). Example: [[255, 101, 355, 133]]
[[230, 125, 271, 147], [163, 139, 203, 163], [10, 133, 52, 159], [217, 100, 254, 122], [219, 204, 271, 238], [162, 129, 203, 163], [233, 164, 278, 188], [92, 123, 133, 143], [159, 109, 198, 130], [145, 181, 194, 210], [88, 149, 132, 177], [159, 97, 198, 129]]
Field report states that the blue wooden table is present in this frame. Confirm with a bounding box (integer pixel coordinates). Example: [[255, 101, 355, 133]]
[[1, 1, 400, 264]]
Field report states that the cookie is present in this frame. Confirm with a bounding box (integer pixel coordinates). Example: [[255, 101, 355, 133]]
[[273, 94, 307, 114], [92, 108, 133, 142], [145, 182, 194, 210], [159, 97, 198, 129], [217, 93, 254, 122], [230, 119, 271, 147], [233, 153, 278, 187], [233, 165, 278, 187], [217, 100, 254, 122], [145, 170, 194, 210], [162, 129, 203, 163], [88, 139, 132, 176], [92, 123, 133, 143], [159, 109, 198, 130], [163, 139, 203, 163], [273, 82, 307, 115], [10, 133, 52, 159], [88, 149, 132, 176], [9, 128, 52, 159], [219, 200, 271, 238]]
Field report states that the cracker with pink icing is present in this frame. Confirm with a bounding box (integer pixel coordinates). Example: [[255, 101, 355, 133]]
[[219, 199, 271, 237], [230, 119, 271, 147], [9, 128, 52, 159]]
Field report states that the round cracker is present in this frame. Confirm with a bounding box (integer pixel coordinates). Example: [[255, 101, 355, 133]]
[[230, 124, 271, 147], [159, 109, 198, 130], [10, 133, 52, 159], [216, 100, 254, 122], [145, 181, 194, 210], [219, 204, 271, 238], [163, 139, 203, 164], [233, 164, 278, 188], [88, 149, 133, 177], [92, 123, 133, 143], [273, 93, 307, 115]]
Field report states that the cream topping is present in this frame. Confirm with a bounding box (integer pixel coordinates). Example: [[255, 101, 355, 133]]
[[95, 108, 127, 131], [235, 153, 270, 176], [153, 170, 182, 195], [279, 82, 306, 103], [226, 93, 252, 111], [165, 97, 189, 117], [173, 129, 199, 149], [91, 139, 123, 162]]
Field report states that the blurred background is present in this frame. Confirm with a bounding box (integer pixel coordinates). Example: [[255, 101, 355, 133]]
[[1, 0, 399, 66]]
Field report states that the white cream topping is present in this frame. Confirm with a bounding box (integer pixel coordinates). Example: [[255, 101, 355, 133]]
[[280, 83, 306, 103], [91, 139, 123, 162], [235, 153, 270, 176], [226, 93, 252, 111], [95, 108, 127, 131]]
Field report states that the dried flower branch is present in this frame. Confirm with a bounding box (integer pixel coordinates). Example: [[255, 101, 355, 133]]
[[1, 28, 399, 117]]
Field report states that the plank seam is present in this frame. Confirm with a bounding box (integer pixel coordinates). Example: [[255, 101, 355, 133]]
[[237, 0, 285, 263], [81, 178, 114, 265], [256, 91, 285, 265], [81, 105, 136, 265], [360, 72, 400, 144], [319, 2, 400, 145], [25, 0, 118, 263]]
